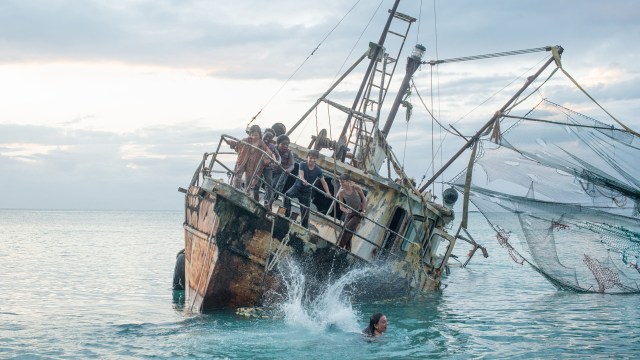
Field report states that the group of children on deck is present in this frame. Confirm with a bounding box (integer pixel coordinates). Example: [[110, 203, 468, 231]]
[[228, 124, 366, 250], [229, 125, 293, 205]]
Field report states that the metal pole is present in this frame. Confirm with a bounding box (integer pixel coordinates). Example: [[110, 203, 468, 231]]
[[381, 45, 425, 137], [419, 50, 561, 193], [339, 0, 401, 140], [287, 51, 368, 135]]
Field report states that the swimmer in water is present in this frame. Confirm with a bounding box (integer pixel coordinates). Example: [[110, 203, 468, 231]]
[[362, 312, 387, 337]]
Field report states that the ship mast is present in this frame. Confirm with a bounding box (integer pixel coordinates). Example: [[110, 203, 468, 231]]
[[287, 0, 423, 175], [338, 0, 401, 141]]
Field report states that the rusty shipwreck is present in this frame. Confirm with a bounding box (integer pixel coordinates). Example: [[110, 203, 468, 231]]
[[176, 1, 463, 312]]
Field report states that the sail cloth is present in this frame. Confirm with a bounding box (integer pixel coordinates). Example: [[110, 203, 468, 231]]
[[453, 99, 640, 293]]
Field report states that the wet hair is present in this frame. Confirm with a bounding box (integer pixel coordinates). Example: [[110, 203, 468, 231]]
[[248, 124, 262, 137], [308, 149, 320, 158], [277, 134, 290, 145], [339, 173, 350, 181], [364, 312, 385, 336]]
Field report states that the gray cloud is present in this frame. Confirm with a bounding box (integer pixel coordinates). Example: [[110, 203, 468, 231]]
[[0, 0, 371, 79], [1, 0, 639, 84], [0, 122, 237, 210], [1, 0, 640, 210]]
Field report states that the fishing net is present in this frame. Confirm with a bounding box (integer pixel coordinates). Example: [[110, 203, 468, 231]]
[[453, 99, 640, 293]]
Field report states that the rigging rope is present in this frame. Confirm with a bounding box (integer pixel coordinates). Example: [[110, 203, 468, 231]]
[[332, 0, 384, 82], [544, 99, 603, 124], [430, 64, 436, 193], [431, 0, 443, 199], [558, 67, 640, 137], [412, 80, 453, 189], [412, 80, 458, 137], [247, 0, 364, 127]]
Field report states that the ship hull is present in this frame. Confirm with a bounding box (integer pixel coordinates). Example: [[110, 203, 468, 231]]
[[182, 179, 433, 311], [183, 184, 282, 311]]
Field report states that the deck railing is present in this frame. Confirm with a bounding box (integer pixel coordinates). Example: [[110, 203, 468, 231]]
[[188, 134, 425, 262]]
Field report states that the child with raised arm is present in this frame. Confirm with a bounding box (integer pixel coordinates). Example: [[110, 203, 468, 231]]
[[230, 124, 275, 201]]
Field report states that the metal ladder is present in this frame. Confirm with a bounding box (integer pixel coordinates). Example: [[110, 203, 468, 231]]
[[346, 11, 416, 166]]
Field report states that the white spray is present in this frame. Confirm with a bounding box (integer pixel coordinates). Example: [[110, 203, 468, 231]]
[[275, 257, 387, 334]]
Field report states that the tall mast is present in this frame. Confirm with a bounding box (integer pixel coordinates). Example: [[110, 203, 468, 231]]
[[338, 0, 401, 140]]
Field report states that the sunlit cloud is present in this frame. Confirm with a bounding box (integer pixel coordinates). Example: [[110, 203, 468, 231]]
[[0, 143, 69, 158], [120, 144, 167, 160], [580, 67, 632, 88]]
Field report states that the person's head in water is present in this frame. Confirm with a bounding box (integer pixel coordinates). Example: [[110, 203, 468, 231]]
[[364, 313, 388, 337]]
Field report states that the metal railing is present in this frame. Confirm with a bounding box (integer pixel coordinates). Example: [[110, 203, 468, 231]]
[[188, 134, 428, 262]]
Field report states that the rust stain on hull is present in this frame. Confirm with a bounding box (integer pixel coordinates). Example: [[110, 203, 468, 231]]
[[182, 174, 450, 311], [184, 185, 283, 311]]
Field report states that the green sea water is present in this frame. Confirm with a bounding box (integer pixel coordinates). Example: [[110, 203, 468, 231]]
[[1, 209, 638, 359]]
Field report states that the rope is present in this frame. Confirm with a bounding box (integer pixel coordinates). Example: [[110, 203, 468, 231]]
[[264, 216, 277, 274], [412, 80, 450, 133], [507, 67, 559, 111], [332, 0, 384, 82], [558, 67, 640, 137], [432, 0, 440, 64], [544, 99, 603, 123], [247, 0, 364, 127], [430, 64, 435, 194], [415, 0, 423, 45]]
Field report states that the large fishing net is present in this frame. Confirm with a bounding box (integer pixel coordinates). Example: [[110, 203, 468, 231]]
[[452, 96, 640, 293]]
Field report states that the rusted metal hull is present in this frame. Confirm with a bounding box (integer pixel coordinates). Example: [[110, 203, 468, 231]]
[[182, 178, 437, 312], [183, 185, 282, 311]]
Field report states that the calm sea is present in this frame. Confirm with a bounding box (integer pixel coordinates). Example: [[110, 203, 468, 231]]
[[1, 209, 638, 359]]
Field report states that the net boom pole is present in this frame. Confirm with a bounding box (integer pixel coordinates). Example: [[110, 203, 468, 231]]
[[419, 47, 562, 193]]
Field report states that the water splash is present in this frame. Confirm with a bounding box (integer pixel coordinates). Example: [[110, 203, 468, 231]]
[[274, 257, 388, 334]]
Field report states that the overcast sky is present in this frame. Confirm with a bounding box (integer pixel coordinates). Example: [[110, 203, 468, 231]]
[[1, 0, 639, 210]]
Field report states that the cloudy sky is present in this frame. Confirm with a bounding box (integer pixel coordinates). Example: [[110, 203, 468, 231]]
[[1, 0, 639, 210]]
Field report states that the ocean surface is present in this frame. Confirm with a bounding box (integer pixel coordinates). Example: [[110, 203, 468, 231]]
[[1, 209, 638, 359]]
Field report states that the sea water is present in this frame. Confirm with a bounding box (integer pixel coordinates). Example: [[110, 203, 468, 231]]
[[1, 209, 639, 359]]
